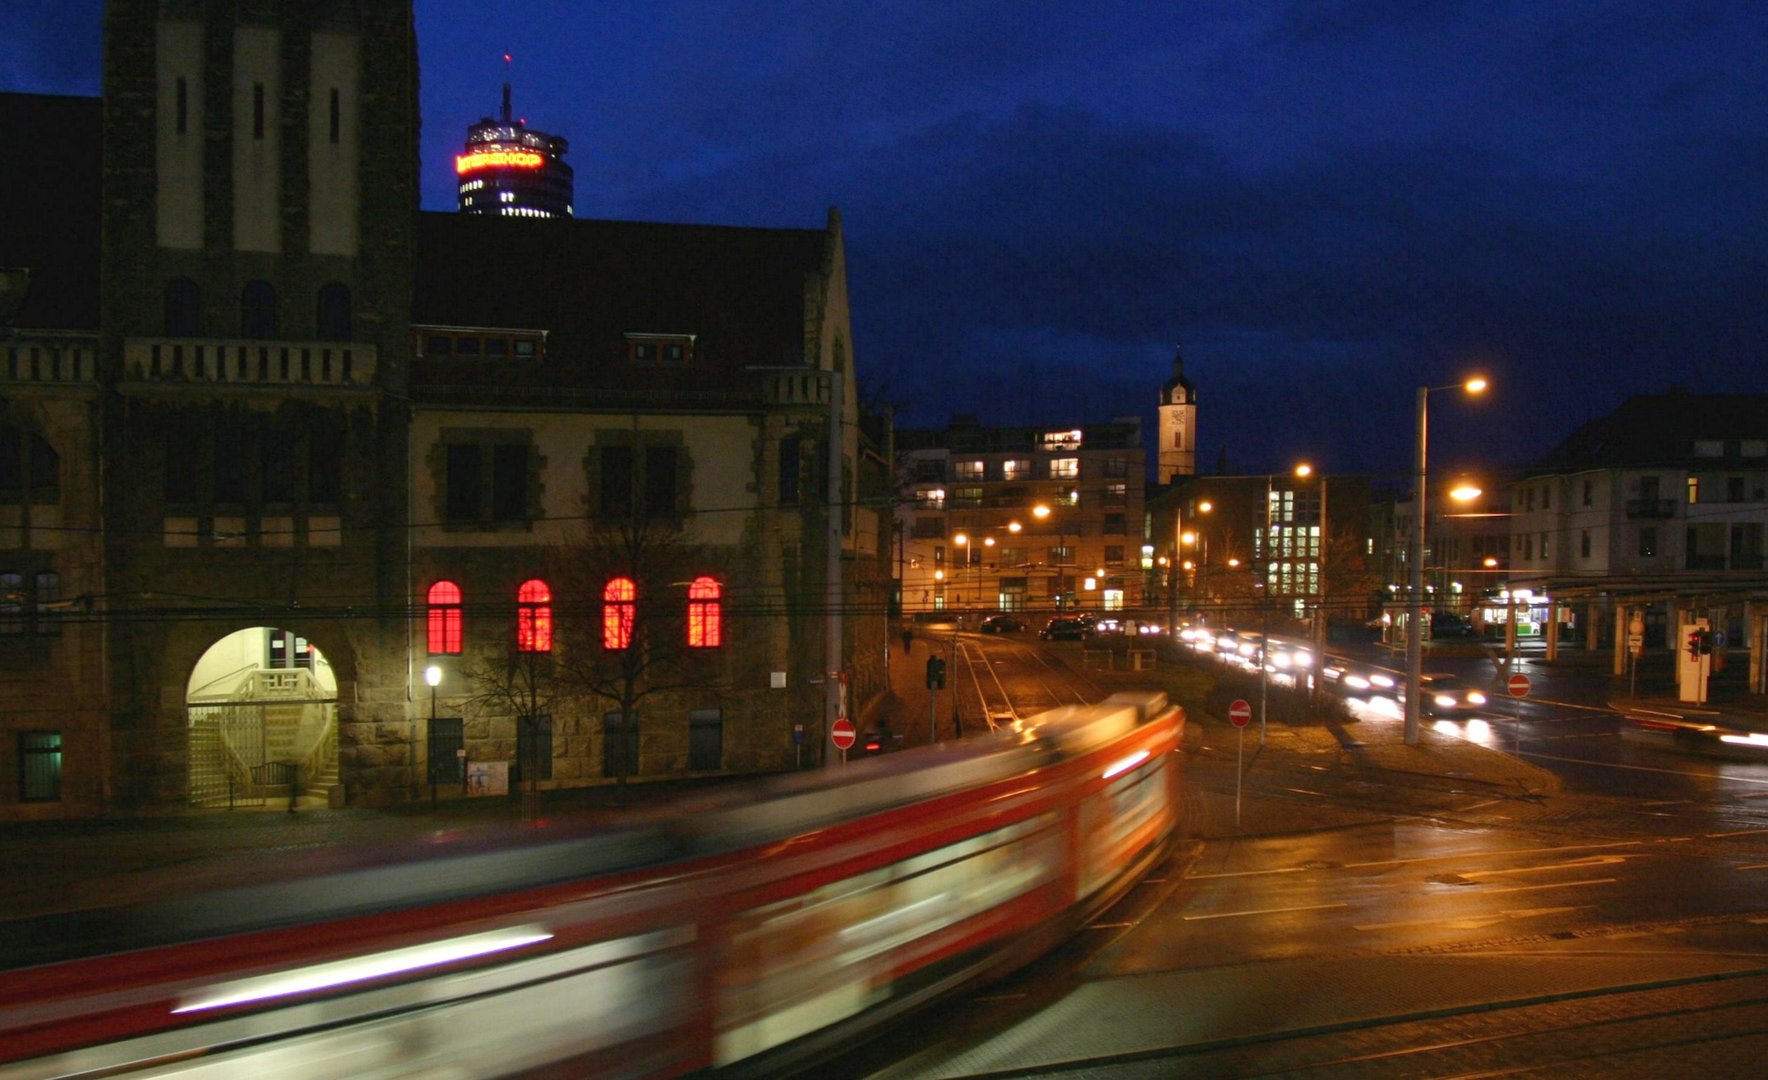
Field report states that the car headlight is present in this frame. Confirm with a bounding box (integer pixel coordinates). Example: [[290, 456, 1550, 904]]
[[1467, 691, 1487, 705], [1434, 694, 1457, 708]]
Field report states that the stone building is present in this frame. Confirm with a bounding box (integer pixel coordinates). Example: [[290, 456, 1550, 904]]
[[0, 0, 886, 818]]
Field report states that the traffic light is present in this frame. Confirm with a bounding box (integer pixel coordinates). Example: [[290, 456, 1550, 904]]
[[1698, 628, 1714, 655], [925, 656, 947, 690], [1687, 629, 1704, 661]]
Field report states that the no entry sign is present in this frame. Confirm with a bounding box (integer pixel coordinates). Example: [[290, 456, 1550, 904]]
[[1507, 673, 1531, 698], [831, 717, 857, 750], [1228, 699, 1252, 728]]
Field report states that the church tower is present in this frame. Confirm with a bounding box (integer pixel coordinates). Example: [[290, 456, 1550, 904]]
[[1157, 345, 1197, 482]]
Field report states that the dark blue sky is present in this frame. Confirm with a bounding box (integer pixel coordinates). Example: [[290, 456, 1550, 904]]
[[8, 1, 1766, 480]]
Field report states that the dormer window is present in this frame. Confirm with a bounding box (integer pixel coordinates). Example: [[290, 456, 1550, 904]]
[[626, 333, 695, 365]]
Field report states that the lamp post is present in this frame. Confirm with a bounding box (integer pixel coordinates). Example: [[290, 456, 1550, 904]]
[[1033, 503, 1068, 611], [1167, 499, 1211, 637], [1405, 377, 1488, 745], [953, 532, 970, 612], [1294, 463, 1328, 708]]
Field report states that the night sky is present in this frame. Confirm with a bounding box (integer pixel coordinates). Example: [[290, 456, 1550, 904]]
[[7, 1, 1767, 481]]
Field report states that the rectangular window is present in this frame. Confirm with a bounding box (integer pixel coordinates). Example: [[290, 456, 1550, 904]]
[[34, 571, 59, 637], [328, 88, 340, 144], [1539, 532, 1549, 559], [1104, 482, 1127, 507], [252, 82, 265, 139], [1050, 458, 1079, 480], [213, 428, 247, 504], [689, 709, 722, 772], [1050, 544, 1073, 565], [0, 572, 22, 634], [164, 435, 204, 504], [1693, 440, 1724, 457], [491, 444, 528, 522], [423, 335, 454, 358], [1583, 479, 1594, 507], [1041, 429, 1082, 451], [309, 433, 342, 505], [1638, 526, 1658, 558], [1001, 459, 1030, 481], [1728, 477, 1745, 502], [1104, 513, 1126, 535], [1542, 484, 1551, 509], [1105, 456, 1128, 478], [175, 76, 188, 135], [445, 444, 483, 523], [644, 444, 678, 519], [19, 731, 61, 802], [999, 546, 1026, 566], [952, 486, 982, 507], [1580, 530, 1591, 558], [600, 446, 634, 516], [779, 435, 801, 506], [515, 714, 553, 782], [261, 431, 297, 504], [426, 717, 463, 786], [1687, 477, 1700, 504], [1104, 544, 1125, 565], [953, 460, 984, 480]]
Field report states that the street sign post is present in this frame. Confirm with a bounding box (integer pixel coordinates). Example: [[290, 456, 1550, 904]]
[[1228, 698, 1251, 827], [1505, 673, 1529, 753], [831, 717, 856, 762]]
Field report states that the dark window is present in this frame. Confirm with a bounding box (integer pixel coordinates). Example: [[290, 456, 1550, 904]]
[[515, 714, 553, 782], [779, 435, 801, 506], [1638, 526, 1658, 558], [309, 431, 342, 505], [165, 278, 200, 335], [1580, 530, 1591, 558], [175, 76, 188, 134], [632, 342, 655, 363], [423, 335, 453, 357], [23, 433, 57, 504], [316, 283, 350, 341], [261, 431, 297, 503], [214, 427, 247, 504], [0, 572, 21, 634], [600, 446, 633, 516], [19, 732, 61, 802], [1728, 476, 1746, 502], [602, 713, 639, 778], [484, 337, 508, 358], [241, 281, 277, 338], [0, 434, 17, 500], [1104, 513, 1126, 535], [491, 444, 528, 522], [426, 718, 463, 785], [455, 337, 480, 357], [33, 571, 59, 636], [445, 444, 483, 523], [164, 434, 204, 504], [689, 709, 722, 771], [1582, 479, 1594, 507], [644, 444, 677, 518], [1105, 545, 1125, 565], [1105, 457, 1128, 478], [328, 87, 340, 144], [252, 81, 265, 139]]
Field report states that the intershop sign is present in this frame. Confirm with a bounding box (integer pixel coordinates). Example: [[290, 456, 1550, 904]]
[[455, 149, 544, 175]]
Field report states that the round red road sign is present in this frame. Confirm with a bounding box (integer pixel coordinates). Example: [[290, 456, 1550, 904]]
[[831, 717, 857, 749], [1507, 673, 1531, 697], [1228, 699, 1252, 728]]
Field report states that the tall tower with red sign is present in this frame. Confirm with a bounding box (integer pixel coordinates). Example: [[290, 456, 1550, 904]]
[[456, 65, 573, 218]]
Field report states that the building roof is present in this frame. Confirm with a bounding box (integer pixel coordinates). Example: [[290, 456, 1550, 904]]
[[897, 416, 1143, 453], [0, 94, 102, 332], [413, 211, 832, 404], [1530, 391, 1768, 472]]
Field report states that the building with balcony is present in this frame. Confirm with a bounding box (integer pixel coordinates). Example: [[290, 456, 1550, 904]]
[[895, 417, 1144, 615], [1506, 390, 1768, 674]]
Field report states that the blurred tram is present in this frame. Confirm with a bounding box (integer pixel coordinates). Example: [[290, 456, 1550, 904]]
[[0, 693, 1183, 1079]]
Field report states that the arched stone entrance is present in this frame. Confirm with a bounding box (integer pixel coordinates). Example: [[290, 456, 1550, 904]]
[[186, 627, 340, 809]]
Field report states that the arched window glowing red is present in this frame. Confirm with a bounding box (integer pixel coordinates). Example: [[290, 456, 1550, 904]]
[[517, 579, 552, 652], [426, 580, 463, 654], [603, 577, 636, 650], [687, 576, 723, 647]]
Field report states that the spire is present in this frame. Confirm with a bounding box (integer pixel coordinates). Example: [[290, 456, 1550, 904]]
[[1161, 343, 1195, 405], [501, 53, 512, 123]]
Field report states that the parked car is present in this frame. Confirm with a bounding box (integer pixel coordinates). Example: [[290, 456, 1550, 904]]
[[1039, 616, 1092, 641], [980, 615, 1026, 634]]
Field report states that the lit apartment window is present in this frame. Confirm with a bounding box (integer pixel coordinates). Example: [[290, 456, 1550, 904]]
[[1041, 430, 1082, 451], [1050, 458, 1079, 480], [604, 577, 636, 650], [953, 460, 984, 480], [1687, 477, 1700, 504], [427, 580, 463, 654], [1002, 459, 1030, 480], [687, 576, 723, 647], [517, 579, 553, 652]]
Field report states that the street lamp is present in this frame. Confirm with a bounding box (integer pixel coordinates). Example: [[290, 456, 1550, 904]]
[[953, 532, 970, 609], [424, 664, 442, 807], [1033, 503, 1070, 610], [1293, 463, 1328, 707], [1167, 499, 1212, 637], [1405, 376, 1489, 745]]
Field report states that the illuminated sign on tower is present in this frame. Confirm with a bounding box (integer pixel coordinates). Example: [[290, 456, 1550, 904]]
[[456, 63, 573, 218]]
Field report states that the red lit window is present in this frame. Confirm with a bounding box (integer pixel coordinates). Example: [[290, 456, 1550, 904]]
[[517, 579, 552, 652], [687, 576, 723, 647], [603, 577, 636, 650], [427, 580, 462, 654]]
